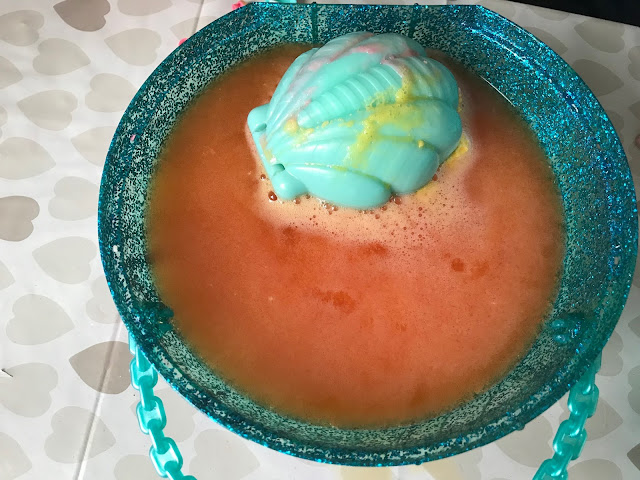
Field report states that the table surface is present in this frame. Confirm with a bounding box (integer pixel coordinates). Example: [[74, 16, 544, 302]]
[[1, 1, 639, 479]]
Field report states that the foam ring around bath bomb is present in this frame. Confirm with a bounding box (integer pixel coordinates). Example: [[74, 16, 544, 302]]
[[247, 32, 463, 209]]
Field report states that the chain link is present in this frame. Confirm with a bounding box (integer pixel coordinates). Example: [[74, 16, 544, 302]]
[[129, 333, 197, 480], [533, 355, 601, 480]]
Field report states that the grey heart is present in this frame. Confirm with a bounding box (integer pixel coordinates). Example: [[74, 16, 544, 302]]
[[629, 46, 640, 82], [0, 105, 6, 130], [0, 137, 55, 180], [496, 415, 553, 467], [575, 19, 625, 54], [0, 196, 39, 241], [86, 275, 119, 324], [0, 433, 32, 479], [567, 459, 623, 479], [34, 38, 90, 75], [0, 10, 44, 46], [114, 455, 161, 480], [54, 0, 110, 32], [629, 365, 640, 414], [106, 28, 161, 66], [0, 363, 57, 417], [45, 406, 115, 463], [118, 0, 172, 16], [18, 90, 77, 130], [70, 341, 132, 394], [33, 236, 96, 284], [571, 59, 623, 97], [628, 442, 640, 471], [599, 330, 623, 376], [71, 126, 115, 166], [7, 294, 74, 345], [49, 176, 98, 220], [0, 260, 14, 289], [630, 313, 640, 337], [0, 56, 23, 88], [86, 74, 135, 113]]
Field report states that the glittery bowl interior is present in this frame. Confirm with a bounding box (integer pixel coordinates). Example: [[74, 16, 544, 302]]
[[98, 3, 637, 466]]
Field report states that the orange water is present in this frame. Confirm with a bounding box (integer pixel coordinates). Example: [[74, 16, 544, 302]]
[[146, 45, 565, 428]]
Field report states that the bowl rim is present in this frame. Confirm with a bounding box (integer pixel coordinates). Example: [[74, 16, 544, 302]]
[[98, 2, 638, 466]]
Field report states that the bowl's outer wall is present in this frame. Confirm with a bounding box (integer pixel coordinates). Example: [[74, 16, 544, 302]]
[[98, 3, 637, 466]]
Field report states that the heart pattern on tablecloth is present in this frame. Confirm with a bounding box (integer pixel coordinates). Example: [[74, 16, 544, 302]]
[[54, 0, 110, 32], [0, 10, 44, 46], [6, 294, 73, 345], [567, 459, 623, 479], [630, 313, 640, 337], [628, 443, 640, 471], [634, 255, 640, 287], [171, 18, 198, 39], [33, 236, 96, 284], [45, 406, 115, 463], [34, 38, 90, 75], [0, 260, 14, 290], [421, 460, 459, 480], [70, 341, 132, 394], [195, 16, 218, 32], [0, 106, 6, 133], [496, 415, 553, 468], [0, 137, 54, 179], [49, 176, 99, 220], [575, 19, 625, 53], [86, 73, 136, 113], [629, 46, 640, 81], [0, 2, 638, 479], [0, 363, 58, 417], [0, 56, 23, 88], [630, 101, 640, 121], [18, 90, 78, 131], [0, 433, 32, 479], [114, 455, 162, 480], [0, 196, 39, 241], [106, 28, 162, 66], [571, 59, 624, 96], [451, 448, 482, 480], [118, 0, 172, 17], [629, 365, 640, 414], [599, 330, 624, 376], [86, 275, 120, 324], [71, 126, 115, 166]]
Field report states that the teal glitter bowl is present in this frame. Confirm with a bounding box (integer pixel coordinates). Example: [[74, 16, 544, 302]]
[[98, 3, 637, 466]]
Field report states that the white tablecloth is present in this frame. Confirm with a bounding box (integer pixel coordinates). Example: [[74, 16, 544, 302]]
[[1, 1, 639, 479]]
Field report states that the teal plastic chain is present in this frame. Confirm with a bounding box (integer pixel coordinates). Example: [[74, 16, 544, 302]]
[[129, 333, 196, 480], [129, 332, 600, 480], [534, 354, 601, 480]]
